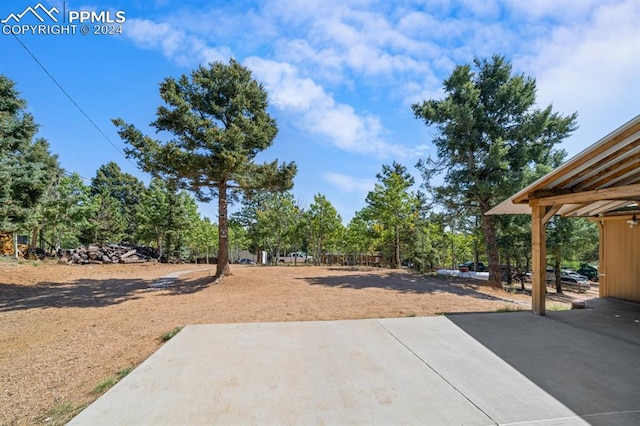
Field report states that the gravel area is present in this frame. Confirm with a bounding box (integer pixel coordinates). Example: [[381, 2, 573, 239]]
[[1, 260, 548, 425]]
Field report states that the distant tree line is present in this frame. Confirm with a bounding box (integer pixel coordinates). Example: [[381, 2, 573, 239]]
[[1, 55, 598, 280]]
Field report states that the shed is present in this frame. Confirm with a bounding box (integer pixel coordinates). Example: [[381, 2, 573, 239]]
[[487, 114, 640, 314]]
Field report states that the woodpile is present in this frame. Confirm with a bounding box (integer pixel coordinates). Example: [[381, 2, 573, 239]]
[[59, 243, 160, 265], [0, 232, 14, 256]]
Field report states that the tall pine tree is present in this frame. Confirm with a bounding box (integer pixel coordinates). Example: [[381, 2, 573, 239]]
[[0, 75, 59, 234], [412, 56, 577, 286], [114, 60, 296, 279]]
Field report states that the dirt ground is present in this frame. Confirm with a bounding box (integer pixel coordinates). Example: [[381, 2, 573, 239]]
[[1, 260, 573, 425]]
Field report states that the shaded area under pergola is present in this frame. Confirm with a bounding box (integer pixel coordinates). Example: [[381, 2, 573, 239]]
[[488, 114, 640, 314]]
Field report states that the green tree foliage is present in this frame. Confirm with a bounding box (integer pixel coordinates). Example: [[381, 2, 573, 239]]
[[344, 210, 376, 265], [257, 192, 300, 262], [496, 215, 532, 289], [186, 216, 218, 263], [547, 216, 598, 293], [228, 219, 250, 260], [114, 59, 296, 279], [419, 212, 474, 271], [40, 173, 93, 249], [305, 194, 343, 264], [135, 178, 200, 261], [409, 196, 444, 272], [0, 75, 60, 232], [233, 191, 272, 256], [90, 162, 145, 240], [135, 177, 170, 251], [364, 162, 418, 268], [83, 191, 127, 243], [412, 55, 577, 286], [167, 191, 200, 261], [233, 191, 302, 263]]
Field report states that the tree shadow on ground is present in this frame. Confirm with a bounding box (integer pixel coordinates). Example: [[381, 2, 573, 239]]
[[0, 274, 213, 312], [302, 270, 519, 304], [155, 275, 214, 296]]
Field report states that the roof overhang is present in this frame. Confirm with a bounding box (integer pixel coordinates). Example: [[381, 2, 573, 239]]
[[487, 114, 640, 217]]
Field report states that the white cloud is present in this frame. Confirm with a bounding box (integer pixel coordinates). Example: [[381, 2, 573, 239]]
[[262, 0, 433, 83], [522, 0, 640, 154], [322, 172, 375, 194], [120, 0, 639, 165], [245, 57, 413, 159], [124, 18, 231, 67], [504, 0, 617, 20], [122, 15, 417, 160], [244, 60, 325, 111]]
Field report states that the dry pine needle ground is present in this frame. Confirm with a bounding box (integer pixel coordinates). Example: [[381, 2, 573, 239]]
[[1, 261, 544, 424]]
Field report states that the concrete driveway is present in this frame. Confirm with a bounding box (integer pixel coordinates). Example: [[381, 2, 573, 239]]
[[70, 298, 639, 425]]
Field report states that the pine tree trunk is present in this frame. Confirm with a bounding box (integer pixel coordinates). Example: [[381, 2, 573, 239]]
[[216, 182, 231, 279], [394, 225, 401, 268], [31, 227, 38, 249], [554, 257, 563, 294], [480, 203, 502, 288]]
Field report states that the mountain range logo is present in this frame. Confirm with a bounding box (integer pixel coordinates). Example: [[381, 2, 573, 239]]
[[2, 3, 60, 24]]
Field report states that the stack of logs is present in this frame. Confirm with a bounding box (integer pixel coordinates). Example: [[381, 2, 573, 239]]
[[59, 243, 160, 265]]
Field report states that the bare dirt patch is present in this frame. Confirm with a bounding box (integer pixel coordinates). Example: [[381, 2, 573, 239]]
[[1, 261, 547, 424]]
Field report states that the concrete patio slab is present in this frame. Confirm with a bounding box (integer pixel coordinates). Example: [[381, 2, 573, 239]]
[[70, 316, 586, 425], [449, 298, 640, 426]]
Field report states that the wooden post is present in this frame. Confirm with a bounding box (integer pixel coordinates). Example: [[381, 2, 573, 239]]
[[531, 202, 546, 315], [597, 220, 606, 297]]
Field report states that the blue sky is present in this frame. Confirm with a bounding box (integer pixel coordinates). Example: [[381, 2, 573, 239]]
[[1, 0, 639, 223]]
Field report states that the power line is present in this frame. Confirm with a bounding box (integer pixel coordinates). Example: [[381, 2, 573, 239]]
[[11, 33, 139, 170], [60, 168, 92, 184]]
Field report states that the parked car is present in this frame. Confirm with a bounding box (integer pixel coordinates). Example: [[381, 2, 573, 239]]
[[577, 264, 599, 282], [236, 258, 256, 265], [560, 268, 588, 279], [559, 274, 590, 292], [545, 268, 590, 292], [278, 252, 312, 263], [458, 261, 486, 272]]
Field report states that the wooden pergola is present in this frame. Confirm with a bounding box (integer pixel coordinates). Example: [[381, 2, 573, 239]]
[[487, 114, 640, 315]]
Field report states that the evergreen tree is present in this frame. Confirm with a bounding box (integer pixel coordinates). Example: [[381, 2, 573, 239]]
[[0, 76, 60, 232], [114, 59, 296, 279], [90, 162, 145, 241], [136, 177, 200, 261], [412, 55, 577, 286], [305, 194, 343, 264], [345, 210, 376, 265], [364, 162, 418, 268], [83, 190, 127, 243], [233, 191, 303, 262], [40, 173, 93, 249], [547, 216, 598, 293]]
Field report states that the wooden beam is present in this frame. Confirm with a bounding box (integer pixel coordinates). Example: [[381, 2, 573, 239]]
[[529, 189, 573, 200], [531, 202, 546, 315], [542, 205, 561, 224], [560, 200, 632, 218], [560, 203, 589, 217], [587, 212, 640, 221], [555, 140, 640, 190], [535, 183, 640, 207], [576, 152, 640, 190]]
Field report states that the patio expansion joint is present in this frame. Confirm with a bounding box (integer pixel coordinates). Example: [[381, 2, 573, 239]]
[[374, 319, 499, 426]]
